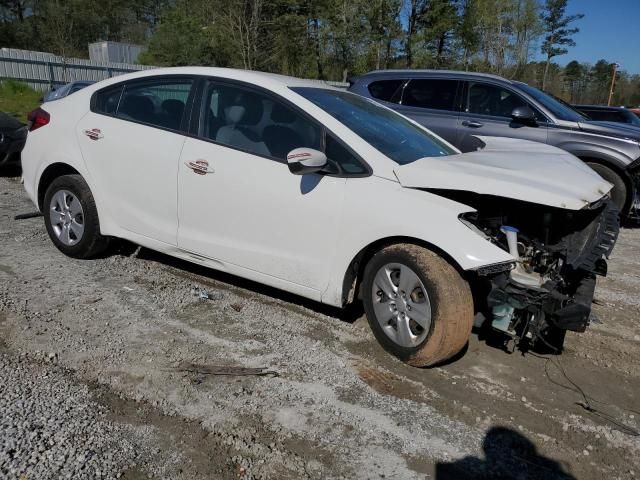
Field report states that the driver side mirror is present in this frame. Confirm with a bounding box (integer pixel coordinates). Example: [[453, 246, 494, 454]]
[[287, 148, 327, 175], [511, 106, 537, 125]]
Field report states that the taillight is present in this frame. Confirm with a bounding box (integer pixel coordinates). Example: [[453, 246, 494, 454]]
[[27, 107, 50, 131]]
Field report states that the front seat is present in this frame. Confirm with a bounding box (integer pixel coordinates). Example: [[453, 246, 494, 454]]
[[216, 105, 270, 157]]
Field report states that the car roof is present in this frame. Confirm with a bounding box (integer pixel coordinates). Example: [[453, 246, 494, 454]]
[[91, 66, 340, 91], [355, 69, 511, 83]]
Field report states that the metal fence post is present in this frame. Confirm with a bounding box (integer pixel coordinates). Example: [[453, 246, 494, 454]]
[[47, 61, 55, 90]]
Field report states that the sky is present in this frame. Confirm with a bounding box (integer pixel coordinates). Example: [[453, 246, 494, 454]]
[[538, 0, 640, 74]]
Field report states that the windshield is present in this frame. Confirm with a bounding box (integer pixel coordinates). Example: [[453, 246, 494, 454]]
[[517, 83, 588, 122], [291, 87, 456, 164]]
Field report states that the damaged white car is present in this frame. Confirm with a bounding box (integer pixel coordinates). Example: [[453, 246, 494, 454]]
[[21, 68, 619, 367]]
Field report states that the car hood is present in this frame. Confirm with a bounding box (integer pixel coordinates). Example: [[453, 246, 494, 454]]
[[578, 121, 640, 140], [393, 136, 612, 210]]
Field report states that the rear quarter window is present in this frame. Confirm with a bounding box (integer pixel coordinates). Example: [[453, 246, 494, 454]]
[[92, 86, 123, 115], [402, 79, 458, 111]]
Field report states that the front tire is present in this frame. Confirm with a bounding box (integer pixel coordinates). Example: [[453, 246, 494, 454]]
[[586, 162, 627, 213], [362, 244, 474, 367], [43, 174, 110, 259]]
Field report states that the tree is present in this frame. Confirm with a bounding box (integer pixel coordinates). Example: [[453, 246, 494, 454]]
[[540, 0, 583, 89], [511, 0, 541, 76], [563, 60, 585, 103], [404, 0, 425, 68], [139, 0, 235, 67]]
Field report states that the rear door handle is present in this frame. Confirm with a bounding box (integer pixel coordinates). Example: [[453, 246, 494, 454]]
[[185, 159, 214, 175], [461, 120, 484, 128]]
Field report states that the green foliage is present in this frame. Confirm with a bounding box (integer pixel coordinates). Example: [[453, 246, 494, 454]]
[[0, 80, 41, 122], [541, 0, 583, 60]]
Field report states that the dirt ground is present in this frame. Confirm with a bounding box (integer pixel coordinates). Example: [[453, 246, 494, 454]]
[[1, 173, 639, 479]]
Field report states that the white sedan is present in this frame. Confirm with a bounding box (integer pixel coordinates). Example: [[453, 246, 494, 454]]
[[22, 67, 618, 366]]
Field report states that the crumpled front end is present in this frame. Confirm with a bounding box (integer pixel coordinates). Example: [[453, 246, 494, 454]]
[[628, 158, 640, 222], [454, 191, 620, 351]]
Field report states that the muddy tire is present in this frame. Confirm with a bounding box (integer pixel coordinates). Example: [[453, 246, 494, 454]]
[[43, 174, 110, 259], [586, 162, 627, 213], [362, 244, 474, 367]]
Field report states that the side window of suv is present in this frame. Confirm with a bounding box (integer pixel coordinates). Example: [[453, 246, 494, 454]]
[[367, 79, 405, 103], [402, 79, 458, 111], [466, 82, 539, 119], [201, 81, 322, 161], [116, 79, 193, 131]]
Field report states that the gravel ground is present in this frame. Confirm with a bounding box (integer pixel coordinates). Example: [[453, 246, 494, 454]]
[[0, 350, 141, 479], [1, 173, 639, 479]]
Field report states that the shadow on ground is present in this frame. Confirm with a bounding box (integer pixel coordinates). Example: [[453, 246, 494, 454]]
[[0, 164, 21, 177], [131, 246, 365, 324], [436, 426, 575, 480]]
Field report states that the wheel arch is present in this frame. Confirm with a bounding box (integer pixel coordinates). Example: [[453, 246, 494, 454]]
[[339, 235, 467, 308], [37, 163, 81, 210], [576, 155, 634, 213]]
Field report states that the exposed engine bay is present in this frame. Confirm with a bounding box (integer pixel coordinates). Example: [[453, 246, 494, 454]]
[[437, 190, 620, 352]]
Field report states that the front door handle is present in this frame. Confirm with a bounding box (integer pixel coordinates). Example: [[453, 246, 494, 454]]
[[185, 159, 214, 175], [461, 120, 484, 128]]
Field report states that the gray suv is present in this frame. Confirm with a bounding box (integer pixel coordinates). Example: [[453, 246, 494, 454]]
[[349, 70, 640, 219]]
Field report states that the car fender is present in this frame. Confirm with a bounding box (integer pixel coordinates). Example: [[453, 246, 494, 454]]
[[22, 109, 120, 238], [321, 176, 514, 307], [554, 138, 635, 171]]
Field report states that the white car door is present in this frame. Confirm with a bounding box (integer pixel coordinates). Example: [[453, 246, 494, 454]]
[[77, 77, 194, 245], [177, 80, 362, 297]]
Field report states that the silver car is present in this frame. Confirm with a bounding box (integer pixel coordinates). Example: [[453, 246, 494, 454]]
[[349, 70, 640, 220]]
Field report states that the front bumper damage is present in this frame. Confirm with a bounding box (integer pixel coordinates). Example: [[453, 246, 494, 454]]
[[630, 170, 640, 222], [484, 200, 619, 348]]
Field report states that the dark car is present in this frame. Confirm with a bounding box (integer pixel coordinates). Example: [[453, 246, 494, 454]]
[[0, 112, 27, 167], [348, 70, 640, 219], [574, 104, 640, 127], [42, 80, 95, 103]]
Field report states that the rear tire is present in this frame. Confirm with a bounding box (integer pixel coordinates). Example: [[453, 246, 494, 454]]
[[43, 174, 110, 259], [362, 244, 474, 367], [586, 162, 627, 212]]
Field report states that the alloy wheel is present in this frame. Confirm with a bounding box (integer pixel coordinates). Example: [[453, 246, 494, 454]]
[[371, 262, 432, 348], [49, 189, 84, 246]]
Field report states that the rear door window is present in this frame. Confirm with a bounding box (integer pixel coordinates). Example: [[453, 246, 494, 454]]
[[401, 79, 459, 111], [367, 79, 405, 103], [116, 79, 193, 131]]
